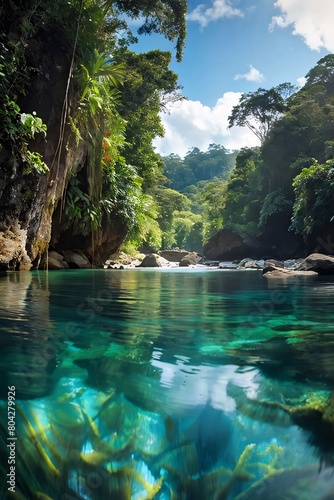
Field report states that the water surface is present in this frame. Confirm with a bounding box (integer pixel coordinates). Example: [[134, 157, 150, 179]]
[[1, 269, 334, 499]]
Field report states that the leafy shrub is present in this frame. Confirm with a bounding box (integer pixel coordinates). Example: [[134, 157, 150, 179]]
[[259, 190, 292, 227]]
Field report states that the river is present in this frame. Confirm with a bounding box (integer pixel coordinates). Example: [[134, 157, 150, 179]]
[[1, 268, 334, 499]]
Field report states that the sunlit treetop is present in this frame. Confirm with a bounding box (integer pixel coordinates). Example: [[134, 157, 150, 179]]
[[98, 0, 187, 61]]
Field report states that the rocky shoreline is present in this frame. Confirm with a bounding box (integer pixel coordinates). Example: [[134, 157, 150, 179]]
[[38, 249, 334, 279]]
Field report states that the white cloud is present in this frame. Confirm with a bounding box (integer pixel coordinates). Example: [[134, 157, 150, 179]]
[[234, 65, 265, 82], [153, 93, 260, 158], [270, 0, 334, 51], [188, 0, 243, 28], [296, 76, 307, 88]]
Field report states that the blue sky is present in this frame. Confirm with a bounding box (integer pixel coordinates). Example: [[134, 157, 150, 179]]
[[130, 0, 333, 157]]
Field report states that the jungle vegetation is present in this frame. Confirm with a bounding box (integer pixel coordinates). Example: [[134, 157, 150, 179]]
[[159, 55, 334, 255], [1, 1, 334, 259], [0, 0, 187, 258]]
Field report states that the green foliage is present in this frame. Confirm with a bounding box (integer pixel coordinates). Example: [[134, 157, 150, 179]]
[[262, 61, 334, 195], [213, 58, 334, 249], [20, 111, 47, 138], [290, 160, 334, 237], [65, 178, 102, 234], [0, 97, 48, 175], [114, 49, 183, 189], [112, 0, 187, 62], [77, 49, 126, 118], [304, 54, 334, 91], [154, 187, 191, 231], [126, 193, 162, 251], [0, 97, 23, 145], [222, 148, 263, 232], [23, 151, 49, 175], [171, 210, 203, 250], [259, 190, 292, 227], [0, 0, 190, 260], [197, 180, 227, 242], [162, 144, 236, 191]]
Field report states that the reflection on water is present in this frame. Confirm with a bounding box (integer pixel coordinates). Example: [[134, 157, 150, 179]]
[[1, 269, 334, 498]]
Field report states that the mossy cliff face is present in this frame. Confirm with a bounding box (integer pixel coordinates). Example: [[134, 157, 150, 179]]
[[0, 34, 125, 271]]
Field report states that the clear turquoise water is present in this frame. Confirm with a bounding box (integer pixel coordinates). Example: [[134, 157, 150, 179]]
[[1, 269, 334, 499]]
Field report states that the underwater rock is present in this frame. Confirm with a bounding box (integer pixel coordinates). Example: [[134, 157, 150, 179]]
[[163, 443, 255, 500], [228, 383, 334, 464], [185, 404, 233, 473], [234, 463, 334, 500]]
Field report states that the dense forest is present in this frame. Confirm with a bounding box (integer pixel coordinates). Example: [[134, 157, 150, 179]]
[[0, 0, 187, 269], [158, 60, 334, 259], [1, 0, 334, 269]]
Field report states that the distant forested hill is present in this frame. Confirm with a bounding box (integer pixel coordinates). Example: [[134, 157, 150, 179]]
[[162, 144, 237, 192]]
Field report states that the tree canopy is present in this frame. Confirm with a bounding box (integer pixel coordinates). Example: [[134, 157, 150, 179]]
[[228, 83, 297, 143]]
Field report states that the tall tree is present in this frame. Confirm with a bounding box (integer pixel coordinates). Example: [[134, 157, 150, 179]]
[[114, 49, 183, 189], [228, 83, 297, 143]]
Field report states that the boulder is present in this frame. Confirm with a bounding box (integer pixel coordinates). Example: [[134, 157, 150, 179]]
[[157, 256, 171, 267], [48, 257, 66, 270], [179, 252, 202, 267], [219, 262, 238, 269], [203, 260, 220, 267], [139, 254, 161, 267], [237, 258, 263, 269], [263, 264, 317, 279], [297, 253, 334, 274], [159, 250, 190, 262], [244, 260, 262, 269], [62, 250, 91, 268], [264, 259, 284, 268], [203, 229, 252, 260], [48, 250, 64, 262], [284, 259, 303, 269]]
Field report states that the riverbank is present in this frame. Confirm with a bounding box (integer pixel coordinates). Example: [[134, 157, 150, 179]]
[[33, 249, 334, 278], [1, 246, 334, 278]]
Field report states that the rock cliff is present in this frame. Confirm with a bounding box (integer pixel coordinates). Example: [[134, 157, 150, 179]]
[[0, 29, 125, 270]]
